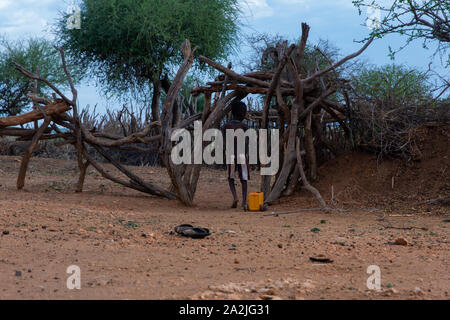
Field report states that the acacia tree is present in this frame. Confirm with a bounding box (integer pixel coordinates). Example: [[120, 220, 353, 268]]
[[353, 0, 449, 62], [0, 37, 81, 116], [56, 0, 240, 122]]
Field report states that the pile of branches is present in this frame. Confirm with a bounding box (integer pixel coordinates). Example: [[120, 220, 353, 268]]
[[192, 23, 373, 205], [0, 23, 374, 207], [0, 46, 181, 200], [79, 104, 160, 166], [350, 97, 450, 160]]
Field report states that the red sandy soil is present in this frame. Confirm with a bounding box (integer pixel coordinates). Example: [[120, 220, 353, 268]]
[[0, 125, 448, 300]]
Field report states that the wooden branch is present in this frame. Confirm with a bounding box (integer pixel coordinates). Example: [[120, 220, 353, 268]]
[[27, 93, 51, 105], [202, 92, 212, 122], [175, 113, 202, 129], [191, 84, 297, 97], [199, 56, 270, 88], [89, 143, 178, 200], [17, 117, 51, 190], [76, 159, 90, 193], [12, 62, 73, 105], [296, 23, 311, 61], [54, 46, 77, 106], [262, 44, 296, 129], [265, 58, 304, 203], [0, 127, 52, 137], [80, 121, 161, 147], [160, 40, 199, 205], [296, 137, 327, 209], [264, 208, 324, 216], [0, 100, 70, 128], [302, 36, 375, 83], [299, 87, 336, 120]]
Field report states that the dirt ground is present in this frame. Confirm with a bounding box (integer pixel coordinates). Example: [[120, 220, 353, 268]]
[[0, 143, 448, 300]]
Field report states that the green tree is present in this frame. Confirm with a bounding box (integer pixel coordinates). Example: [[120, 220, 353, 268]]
[[351, 64, 432, 105], [0, 37, 81, 116], [56, 0, 241, 120]]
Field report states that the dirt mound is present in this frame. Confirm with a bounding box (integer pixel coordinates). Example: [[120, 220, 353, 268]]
[[313, 124, 449, 213]]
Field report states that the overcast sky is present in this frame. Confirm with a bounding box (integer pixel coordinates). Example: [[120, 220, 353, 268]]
[[0, 0, 447, 112]]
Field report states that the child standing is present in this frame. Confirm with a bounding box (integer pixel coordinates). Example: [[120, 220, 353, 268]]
[[222, 101, 250, 210]]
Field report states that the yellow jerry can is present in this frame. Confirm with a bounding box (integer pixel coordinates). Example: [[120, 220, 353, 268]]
[[248, 192, 264, 211]]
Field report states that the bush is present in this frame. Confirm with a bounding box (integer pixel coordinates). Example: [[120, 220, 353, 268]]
[[350, 64, 447, 159]]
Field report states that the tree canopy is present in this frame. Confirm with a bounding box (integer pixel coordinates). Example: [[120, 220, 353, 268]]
[[56, 0, 241, 98], [351, 63, 432, 105], [0, 37, 81, 116]]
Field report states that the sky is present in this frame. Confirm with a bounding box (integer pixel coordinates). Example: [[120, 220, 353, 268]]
[[0, 0, 447, 112]]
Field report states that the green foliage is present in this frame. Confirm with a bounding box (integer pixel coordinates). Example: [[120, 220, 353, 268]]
[[124, 221, 139, 228], [0, 37, 81, 116], [180, 75, 206, 113], [352, 64, 432, 106], [55, 0, 241, 97]]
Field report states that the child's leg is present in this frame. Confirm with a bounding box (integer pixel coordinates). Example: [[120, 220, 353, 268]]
[[241, 179, 248, 207], [238, 163, 249, 209], [228, 178, 239, 208]]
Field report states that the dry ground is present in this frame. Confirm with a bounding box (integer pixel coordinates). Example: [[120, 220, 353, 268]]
[[0, 154, 448, 300]]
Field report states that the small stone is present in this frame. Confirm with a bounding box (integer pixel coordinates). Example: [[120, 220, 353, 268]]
[[414, 287, 424, 296], [234, 258, 240, 264], [277, 244, 283, 249], [388, 287, 398, 294], [15, 270, 22, 277], [259, 288, 277, 295], [98, 279, 111, 286], [260, 295, 282, 300], [2, 230, 9, 235], [394, 238, 408, 246]]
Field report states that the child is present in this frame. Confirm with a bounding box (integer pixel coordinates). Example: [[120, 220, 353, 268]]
[[222, 100, 250, 210]]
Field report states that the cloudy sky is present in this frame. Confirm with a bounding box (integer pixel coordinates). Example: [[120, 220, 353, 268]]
[[0, 0, 446, 111]]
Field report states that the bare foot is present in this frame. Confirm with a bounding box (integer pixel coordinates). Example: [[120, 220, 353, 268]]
[[231, 200, 238, 208]]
